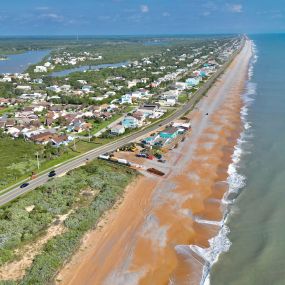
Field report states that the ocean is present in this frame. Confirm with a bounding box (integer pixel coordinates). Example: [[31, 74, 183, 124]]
[[209, 34, 285, 285]]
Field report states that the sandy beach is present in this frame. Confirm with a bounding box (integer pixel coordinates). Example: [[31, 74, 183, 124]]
[[56, 40, 253, 285]]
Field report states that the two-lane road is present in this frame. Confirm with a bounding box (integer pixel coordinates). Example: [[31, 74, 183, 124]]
[[0, 41, 245, 207]]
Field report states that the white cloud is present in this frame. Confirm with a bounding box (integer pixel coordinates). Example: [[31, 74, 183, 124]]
[[162, 12, 170, 17], [38, 13, 64, 22], [227, 4, 243, 13], [35, 6, 50, 11], [140, 5, 149, 13], [98, 15, 112, 21], [202, 11, 211, 17]]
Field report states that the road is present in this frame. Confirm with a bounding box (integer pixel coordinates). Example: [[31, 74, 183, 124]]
[[0, 40, 244, 207]]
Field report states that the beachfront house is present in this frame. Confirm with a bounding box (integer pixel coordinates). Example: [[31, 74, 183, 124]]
[[159, 127, 180, 139]]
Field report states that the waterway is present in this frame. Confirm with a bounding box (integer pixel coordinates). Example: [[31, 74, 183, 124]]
[[0, 50, 50, 74], [50, 61, 129, 77]]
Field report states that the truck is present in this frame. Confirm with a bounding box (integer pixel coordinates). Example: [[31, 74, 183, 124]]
[[147, 168, 165, 176]]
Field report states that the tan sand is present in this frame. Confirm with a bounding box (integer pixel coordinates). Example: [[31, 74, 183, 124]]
[[56, 40, 253, 285]]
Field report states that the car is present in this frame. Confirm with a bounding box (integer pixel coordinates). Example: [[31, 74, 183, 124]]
[[136, 153, 148, 158], [48, 171, 56, 177], [20, 183, 29, 188], [158, 159, 166, 163]]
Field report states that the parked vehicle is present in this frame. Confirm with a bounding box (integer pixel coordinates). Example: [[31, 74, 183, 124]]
[[147, 168, 165, 176], [136, 153, 148, 158], [158, 159, 166, 163]]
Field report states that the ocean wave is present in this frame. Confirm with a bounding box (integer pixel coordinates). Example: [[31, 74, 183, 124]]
[[195, 41, 258, 285], [193, 216, 223, 227]]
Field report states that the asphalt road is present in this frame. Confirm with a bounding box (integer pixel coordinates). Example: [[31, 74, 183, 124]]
[[0, 41, 244, 207]]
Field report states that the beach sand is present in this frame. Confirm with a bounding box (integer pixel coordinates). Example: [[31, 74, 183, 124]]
[[56, 40, 253, 285]]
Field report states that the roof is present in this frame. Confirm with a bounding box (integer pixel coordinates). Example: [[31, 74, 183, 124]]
[[161, 127, 179, 135]]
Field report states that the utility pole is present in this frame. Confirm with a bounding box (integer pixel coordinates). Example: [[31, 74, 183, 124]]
[[73, 137, 76, 150], [36, 152, 40, 170], [88, 129, 91, 143]]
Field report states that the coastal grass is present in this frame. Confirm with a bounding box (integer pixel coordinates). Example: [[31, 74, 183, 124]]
[[0, 159, 137, 284]]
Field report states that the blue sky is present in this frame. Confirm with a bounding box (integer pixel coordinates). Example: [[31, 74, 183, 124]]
[[0, 0, 284, 35]]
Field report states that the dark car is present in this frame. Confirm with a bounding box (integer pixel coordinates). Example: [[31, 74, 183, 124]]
[[48, 171, 56, 177], [158, 159, 166, 163], [20, 183, 29, 188]]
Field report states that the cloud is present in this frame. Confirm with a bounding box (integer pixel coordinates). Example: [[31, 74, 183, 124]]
[[162, 12, 170, 17], [202, 11, 211, 17], [38, 13, 64, 22], [140, 5, 149, 13], [98, 15, 112, 21], [35, 6, 50, 11], [227, 4, 243, 13]]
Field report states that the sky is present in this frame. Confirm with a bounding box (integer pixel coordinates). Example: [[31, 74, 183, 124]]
[[0, 0, 284, 35]]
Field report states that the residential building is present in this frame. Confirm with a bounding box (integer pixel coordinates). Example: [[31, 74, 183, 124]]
[[122, 116, 139, 129]]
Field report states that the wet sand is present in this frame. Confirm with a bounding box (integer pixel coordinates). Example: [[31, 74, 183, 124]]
[[56, 40, 253, 285]]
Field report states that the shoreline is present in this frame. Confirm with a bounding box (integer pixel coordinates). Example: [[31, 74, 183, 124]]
[[56, 40, 253, 285]]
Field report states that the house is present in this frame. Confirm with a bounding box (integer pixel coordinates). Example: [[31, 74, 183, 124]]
[[110, 125, 125, 135], [0, 98, 10, 106], [186, 78, 200, 87], [122, 116, 139, 129], [33, 78, 43, 84], [5, 119, 16, 128], [61, 85, 72, 91], [120, 94, 132, 104], [175, 82, 187, 91], [0, 76, 12, 83], [172, 120, 191, 130], [82, 85, 93, 93], [159, 98, 176, 107], [132, 111, 146, 123], [34, 66, 47, 73], [50, 134, 71, 147], [30, 132, 71, 146], [16, 85, 32, 91], [30, 132, 54, 144], [159, 127, 180, 139], [137, 104, 160, 117], [6, 127, 21, 137], [47, 85, 61, 93], [44, 62, 52, 68], [77, 80, 88, 85]]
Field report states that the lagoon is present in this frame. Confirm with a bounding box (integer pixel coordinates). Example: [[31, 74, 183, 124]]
[[50, 61, 129, 77], [0, 50, 50, 74]]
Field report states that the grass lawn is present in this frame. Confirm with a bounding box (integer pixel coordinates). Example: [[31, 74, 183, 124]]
[[0, 105, 175, 192], [0, 137, 43, 189]]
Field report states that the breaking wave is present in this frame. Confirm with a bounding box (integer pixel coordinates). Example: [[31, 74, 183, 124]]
[[192, 40, 258, 285]]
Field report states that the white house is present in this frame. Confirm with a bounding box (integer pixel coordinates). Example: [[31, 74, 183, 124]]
[[110, 125, 125, 135], [120, 94, 132, 104], [34, 66, 47, 73]]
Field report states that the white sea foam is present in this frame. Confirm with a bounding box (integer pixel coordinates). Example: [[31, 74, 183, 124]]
[[195, 41, 258, 285], [193, 216, 223, 227]]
